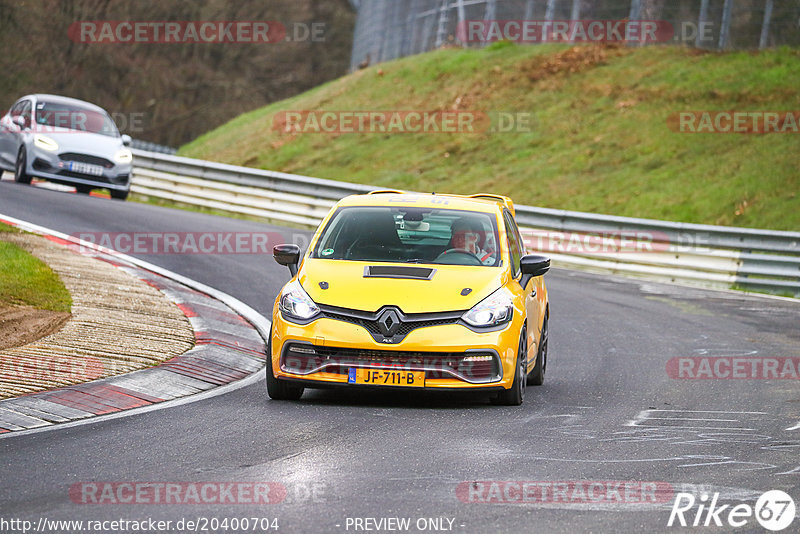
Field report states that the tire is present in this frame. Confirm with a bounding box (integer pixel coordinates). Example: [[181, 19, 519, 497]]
[[265, 331, 304, 401], [529, 312, 548, 386], [492, 327, 526, 406], [14, 148, 31, 184], [110, 189, 129, 201], [76, 186, 91, 195]]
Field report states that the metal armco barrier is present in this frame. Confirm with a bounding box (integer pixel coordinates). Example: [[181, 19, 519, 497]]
[[131, 149, 800, 297]]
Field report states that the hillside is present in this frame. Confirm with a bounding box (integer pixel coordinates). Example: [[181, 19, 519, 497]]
[[180, 43, 800, 231]]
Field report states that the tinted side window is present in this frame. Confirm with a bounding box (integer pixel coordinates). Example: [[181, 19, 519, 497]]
[[503, 212, 522, 277], [20, 101, 32, 128], [9, 100, 24, 117]]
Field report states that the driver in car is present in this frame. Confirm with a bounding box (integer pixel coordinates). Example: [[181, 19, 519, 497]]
[[446, 218, 497, 265]]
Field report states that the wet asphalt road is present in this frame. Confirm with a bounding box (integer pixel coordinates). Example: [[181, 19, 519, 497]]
[[1, 181, 799, 533]]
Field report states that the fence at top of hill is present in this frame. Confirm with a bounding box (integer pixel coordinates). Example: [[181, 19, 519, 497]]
[[349, 0, 799, 70]]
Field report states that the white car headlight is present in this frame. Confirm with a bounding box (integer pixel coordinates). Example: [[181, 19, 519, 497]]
[[33, 134, 58, 151], [279, 280, 320, 322], [114, 148, 133, 164], [461, 287, 514, 328]]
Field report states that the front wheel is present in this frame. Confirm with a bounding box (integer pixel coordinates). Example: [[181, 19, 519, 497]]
[[14, 148, 31, 184], [265, 332, 304, 401], [492, 327, 526, 406]]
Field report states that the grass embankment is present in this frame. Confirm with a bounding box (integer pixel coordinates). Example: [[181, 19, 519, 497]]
[[0, 223, 71, 312], [179, 43, 799, 231]]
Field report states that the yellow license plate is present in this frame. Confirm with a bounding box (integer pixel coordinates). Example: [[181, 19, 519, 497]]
[[348, 368, 425, 387]]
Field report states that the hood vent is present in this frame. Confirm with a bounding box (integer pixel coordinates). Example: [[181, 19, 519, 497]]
[[363, 265, 436, 280]]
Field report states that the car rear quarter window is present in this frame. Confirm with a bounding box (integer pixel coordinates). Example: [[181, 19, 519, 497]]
[[10, 100, 25, 117], [20, 101, 32, 128]]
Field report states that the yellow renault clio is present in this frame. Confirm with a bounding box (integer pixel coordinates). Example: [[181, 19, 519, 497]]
[[268, 191, 550, 405]]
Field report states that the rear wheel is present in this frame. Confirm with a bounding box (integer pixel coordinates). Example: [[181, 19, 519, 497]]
[[492, 327, 526, 406], [265, 331, 304, 401], [14, 148, 31, 184], [529, 312, 548, 386]]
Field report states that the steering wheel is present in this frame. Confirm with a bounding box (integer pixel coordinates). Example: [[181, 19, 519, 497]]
[[435, 248, 483, 265]]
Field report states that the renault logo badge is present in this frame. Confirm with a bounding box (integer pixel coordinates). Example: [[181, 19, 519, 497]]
[[376, 309, 402, 337]]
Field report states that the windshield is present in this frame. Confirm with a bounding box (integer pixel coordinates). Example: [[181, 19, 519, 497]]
[[312, 206, 501, 267], [34, 101, 119, 137]]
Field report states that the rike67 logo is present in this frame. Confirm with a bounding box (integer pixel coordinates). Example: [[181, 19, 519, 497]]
[[668, 490, 796, 531]]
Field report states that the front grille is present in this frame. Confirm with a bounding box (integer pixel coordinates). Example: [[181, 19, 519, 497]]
[[318, 304, 464, 344], [59, 152, 114, 168], [281, 344, 501, 383], [325, 312, 457, 338]]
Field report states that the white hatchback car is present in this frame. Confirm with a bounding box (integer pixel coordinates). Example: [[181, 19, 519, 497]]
[[0, 94, 133, 200]]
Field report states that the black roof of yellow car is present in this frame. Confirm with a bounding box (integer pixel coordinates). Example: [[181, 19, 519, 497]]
[[363, 190, 515, 216]]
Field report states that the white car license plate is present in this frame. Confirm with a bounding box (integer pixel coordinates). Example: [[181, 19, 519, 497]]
[[68, 161, 104, 177]]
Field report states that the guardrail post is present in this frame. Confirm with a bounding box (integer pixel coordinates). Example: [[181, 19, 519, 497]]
[[759, 0, 773, 49], [456, 0, 466, 46], [719, 0, 734, 49], [524, 0, 536, 21], [545, 0, 557, 22], [484, 0, 497, 21], [568, 0, 581, 43], [696, 0, 710, 48], [544, 0, 558, 42], [628, 0, 642, 47], [435, 0, 450, 48]]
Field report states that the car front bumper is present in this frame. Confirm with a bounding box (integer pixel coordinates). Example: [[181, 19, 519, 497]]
[[26, 145, 131, 192], [270, 311, 522, 391]]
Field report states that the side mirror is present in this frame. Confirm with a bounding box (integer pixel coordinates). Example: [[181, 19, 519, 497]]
[[273, 244, 301, 276], [519, 254, 550, 290], [13, 116, 26, 129], [121, 134, 132, 146]]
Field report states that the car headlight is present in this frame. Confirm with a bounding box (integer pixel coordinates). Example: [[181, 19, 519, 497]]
[[114, 148, 133, 164], [279, 280, 320, 322], [461, 287, 514, 328], [33, 134, 58, 151]]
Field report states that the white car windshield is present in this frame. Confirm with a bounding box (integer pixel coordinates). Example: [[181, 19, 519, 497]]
[[34, 101, 119, 137]]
